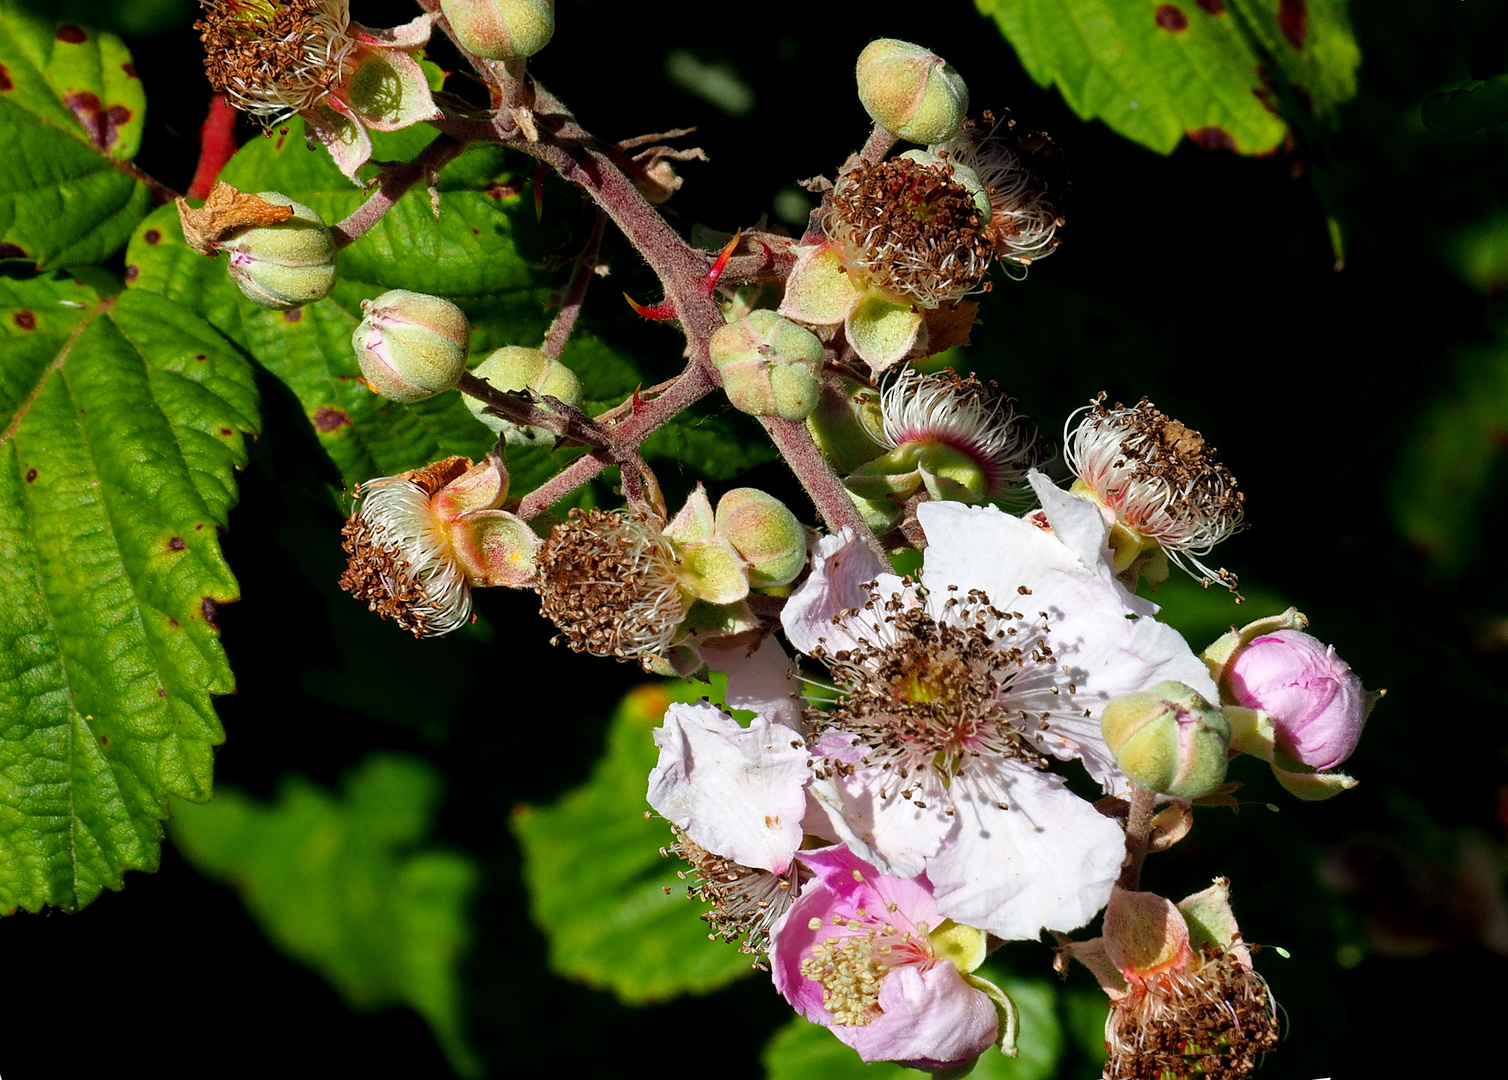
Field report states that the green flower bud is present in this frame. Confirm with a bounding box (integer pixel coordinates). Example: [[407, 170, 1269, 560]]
[[855, 39, 969, 145], [714, 488, 808, 588], [441, 0, 555, 61], [466, 345, 583, 445], [352, 290, 470, 403], [1101, 681, 1231, 799], [709, 310, 824, 421], [221, 192, 337, 310]]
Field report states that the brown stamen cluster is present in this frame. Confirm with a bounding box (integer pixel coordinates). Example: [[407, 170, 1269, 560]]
[[1106, 947, 1280, 1080], [662, 830, 805, 960], [339, 457, 471, 639], [811, 585, 1058, 795], [826, 157, 995, 307], [536, 508, 688, 665], [196, 1, 352, 119]]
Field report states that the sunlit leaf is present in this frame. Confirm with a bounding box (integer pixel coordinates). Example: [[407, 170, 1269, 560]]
[[512, 678, 758, 1003], [0, 3, 152, 267], [973, 0, 1359, 155], [0, 274, 256, 913]]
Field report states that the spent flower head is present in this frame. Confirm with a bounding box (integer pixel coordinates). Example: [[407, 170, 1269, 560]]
[[935, 114, 1065, 272], [1065, 394, 1245, 592], [197, 0, 356, 120]]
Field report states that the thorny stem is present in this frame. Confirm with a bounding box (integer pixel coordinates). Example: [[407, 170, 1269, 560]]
[[331, 136, 466, 248], [1116, 784, 1157, 891], [760, 417, 885, 559], [455, 371, 609, 448], [541, 210, 607, 359], [514, 364, 717, 520]]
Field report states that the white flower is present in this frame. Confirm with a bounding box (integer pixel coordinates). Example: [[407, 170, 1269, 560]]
[[648, 701, 814, 952], [780, 484, 1214, 940]]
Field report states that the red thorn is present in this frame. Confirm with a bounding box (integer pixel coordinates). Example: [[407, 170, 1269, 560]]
[[701, 228, 741, 295], [631, 385, 645, 413], [624, 292, 677, 320], [533, 163, 548, 221], [187, 95, 238, 200]]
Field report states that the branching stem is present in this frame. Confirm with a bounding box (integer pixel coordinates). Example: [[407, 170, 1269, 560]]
[[331, 136, 466, 248], [1117, 785, 1157, 891]]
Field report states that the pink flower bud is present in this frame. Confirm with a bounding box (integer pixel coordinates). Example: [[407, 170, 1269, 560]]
[[1225, 629, 1368, 771]]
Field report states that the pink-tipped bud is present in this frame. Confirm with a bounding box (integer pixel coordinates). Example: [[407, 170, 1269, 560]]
[[440, 0, 554, 61], [855, 39, 969, 145], [352, 290, 470, 403], [219, 192, 338, 310], [1224, 630, 1370, 771]]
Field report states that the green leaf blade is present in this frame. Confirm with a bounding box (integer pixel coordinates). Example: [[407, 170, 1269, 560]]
[[0, 276, 256, 913], [975, 0, 1358, 155], [0, 3, 151, 267], [512, 680, 758, 1004], [169, 755, 482, 1077]]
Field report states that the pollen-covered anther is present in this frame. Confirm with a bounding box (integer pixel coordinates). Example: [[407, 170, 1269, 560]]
[[875, 367, 1043, 499], [936, 115, 1066, 273], [665, 830, 804, 958], [1105, 947, 1280, 1080], [339, 456, 473, 638], [811, 587, 1057, 780], [1066, 395, 1245, 591], [535, 508, 689, 665], [826, 156, 995, 308], [196, 1, 357, 121]]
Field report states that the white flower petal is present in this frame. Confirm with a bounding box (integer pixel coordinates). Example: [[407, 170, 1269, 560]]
[[705, 634, 805, 732], [807, 763, 950, 879], [927, 768, 1125, 940], [781, 530, 900, 656], [647, 701, 810, 873]]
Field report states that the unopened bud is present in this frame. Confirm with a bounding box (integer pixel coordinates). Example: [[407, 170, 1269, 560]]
[[352, 290, 469, 403], [709, 310, 824, 421], [855, 38, 968, 145], [441, 0, 554, 61], [466, 345, 582, 445], [714, 489, 808, 588], [1225, 629, 1372, 771], [1101, 681, 1230, 799], [221, 192, 337, 310]]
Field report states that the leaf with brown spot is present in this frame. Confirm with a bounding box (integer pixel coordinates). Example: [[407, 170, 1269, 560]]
[[0, 275, 257, 913], [0, 6, 151, 266], [974, 0, 1358, 155], [177, 182, 294, 256]]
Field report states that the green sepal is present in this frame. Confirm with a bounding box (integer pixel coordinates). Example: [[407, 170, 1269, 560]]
[[341, 44, 442, 132], [845, 291, 926, 374], [778, 242, 860, 326]]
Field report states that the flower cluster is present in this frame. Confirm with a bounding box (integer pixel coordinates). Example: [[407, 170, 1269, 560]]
[[186, 12, 1380, 1074]]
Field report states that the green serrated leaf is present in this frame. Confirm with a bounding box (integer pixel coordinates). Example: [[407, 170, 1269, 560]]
[[0, 274, 257, 914], [169, 754, 481, 1076], [0, 2, 152, 267], [761, 972, 1060, 1080], [512, 678, 758, 1004], [122, 118, 698, 497], [973, 0, 1358, 156]]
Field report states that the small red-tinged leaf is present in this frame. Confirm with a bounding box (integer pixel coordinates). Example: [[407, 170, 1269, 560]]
[[188, 95, 239, 200]]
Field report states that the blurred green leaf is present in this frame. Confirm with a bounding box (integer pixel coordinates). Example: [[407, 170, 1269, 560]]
[[973, 0, 1358, 155], [1137, 572, 1288, 651], [0, 2, 152, 267], [169, 754, 481, 1077], [0, 275, 256, 913], [512, 678, 758, 1003], [1389, 337, 1508, 575], [9, 0, 194, 36], [1061, 984, 1110, 1076], [761, 971, 1062, 1080]]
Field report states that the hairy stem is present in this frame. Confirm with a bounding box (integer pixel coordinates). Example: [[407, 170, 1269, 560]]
[[541, 209, 606, 359], [1117, 785, 1157, 891], [760, 417, 885, 559], [331, 136, 466, 248], [455, 371, 609, 448]]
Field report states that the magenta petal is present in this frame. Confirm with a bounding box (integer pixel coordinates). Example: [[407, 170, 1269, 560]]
[[844, 964, 997, 1068]]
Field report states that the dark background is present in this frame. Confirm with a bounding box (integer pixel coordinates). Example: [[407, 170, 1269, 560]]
[[5, 1, 1507, 1077]]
